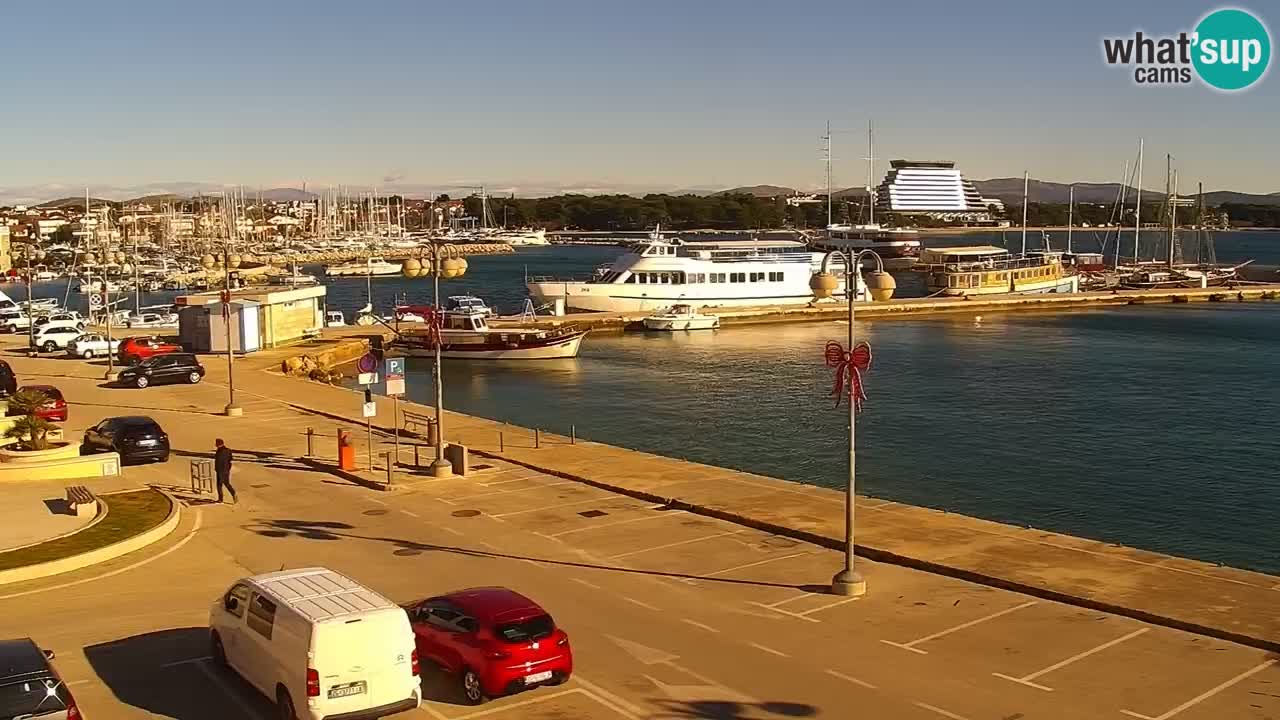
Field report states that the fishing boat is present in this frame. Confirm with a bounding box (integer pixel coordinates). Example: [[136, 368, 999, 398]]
[[391, 309, 588, 360], [527, 231, 866, 313], [323, 257, 402, 277], [642, 304, 721, 331]]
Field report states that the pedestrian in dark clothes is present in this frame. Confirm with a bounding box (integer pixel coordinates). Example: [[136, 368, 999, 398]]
[[215, 438, 237, 504]]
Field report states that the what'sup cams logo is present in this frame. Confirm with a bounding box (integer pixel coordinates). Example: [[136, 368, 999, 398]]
[[1102, 8, 1271, 91]]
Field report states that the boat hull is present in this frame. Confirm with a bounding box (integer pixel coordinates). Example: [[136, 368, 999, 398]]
[[642, 317, 720, 331], [931, 276, 1077, 297], [527, 281, 839, 313], [394, 330, 587, 360]]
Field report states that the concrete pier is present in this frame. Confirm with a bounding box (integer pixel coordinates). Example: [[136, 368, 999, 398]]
[[499, 284, 1280, 333]]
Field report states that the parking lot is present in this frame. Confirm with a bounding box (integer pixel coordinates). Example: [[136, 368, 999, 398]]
[[1, 342, 1278, 719]]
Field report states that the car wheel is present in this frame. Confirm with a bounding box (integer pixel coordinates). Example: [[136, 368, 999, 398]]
[[135, 376, 149, 388], [81, 349, 94, 359], [210, 632, 227, 667], [42, 341, 56, 352], [460, 668, 486, 705], [188, 371, 201, 384], [158, 453, 170, 463], [276, 687, 296, 720]]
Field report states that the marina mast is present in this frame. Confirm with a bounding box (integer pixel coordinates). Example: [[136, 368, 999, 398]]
[[824, 121, 832, 229], [1134, 138, 1144, 265], [1020, 171, 1028, 255], [865, 120, 874, 227]]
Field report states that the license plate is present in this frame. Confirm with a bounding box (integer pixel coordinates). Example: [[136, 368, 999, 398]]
[[327, 682, 366, 699], [524, 671, 553, 685], [136, 439, 157, 446]]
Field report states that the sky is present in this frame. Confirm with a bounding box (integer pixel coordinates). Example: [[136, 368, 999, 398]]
[[2, 0, 1276, 201]]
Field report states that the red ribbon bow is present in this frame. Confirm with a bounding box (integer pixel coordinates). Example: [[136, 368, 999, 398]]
[[824, 340, 872, 411]]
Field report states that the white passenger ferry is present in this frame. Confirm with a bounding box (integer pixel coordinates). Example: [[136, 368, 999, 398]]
[[527, 236, 867, 312], [811, 223, 921, 260]]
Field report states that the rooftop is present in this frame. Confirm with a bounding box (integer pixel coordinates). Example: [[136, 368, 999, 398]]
[[253, 567, 397, 623]]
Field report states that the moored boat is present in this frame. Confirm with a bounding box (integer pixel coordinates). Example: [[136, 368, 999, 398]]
[[324, 257, 403, 277], [391, 309, 587, 360], [642, 304, 720, 331], [919, 246, 1078, 297]]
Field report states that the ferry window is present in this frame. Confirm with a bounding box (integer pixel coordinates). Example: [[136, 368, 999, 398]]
[[624, 274, 635, 283], [637, 274, 647, 284], [768, 272, 783, 282], [710, 274, 719, 283]]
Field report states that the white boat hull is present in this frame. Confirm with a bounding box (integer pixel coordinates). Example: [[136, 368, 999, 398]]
[[527, 281, 853, 313], [642, 316, 720, 331], [324, 265, 402, 277]]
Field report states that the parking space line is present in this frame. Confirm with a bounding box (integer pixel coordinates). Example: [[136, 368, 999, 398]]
[[914, 701, 970, 720], [681, 550, 812, 584], [748, 601, 822, 623], [453, 688, 580, 719], [1120, 659, 1277, 720], [749, 642, 790, 658], [447, 479, 578, 501], [609, 530, 741, 560], [881, 601, 1037, 655], [550, 511, 679, 538], [993, 627, 1149, 691], [196, 659, 267, 719], [824, 668, 876, 689], [441, 526, 464, 536], [401, 510, 420, 518], [571, 578, 603, 591], [764, 592, 816, 608], [624, 597, 660, 611], [797, 595, 861, 617], [573, 676, 646, 719], [681, 619, 720, 634], [161, 655, 211, 668], [492, 496, 613, 518]]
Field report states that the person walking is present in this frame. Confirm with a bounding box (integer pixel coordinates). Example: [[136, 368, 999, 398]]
[[214, 438, 237, 504]]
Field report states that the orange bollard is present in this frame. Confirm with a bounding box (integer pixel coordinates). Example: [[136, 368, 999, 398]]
[[338, 430, 356, 471]]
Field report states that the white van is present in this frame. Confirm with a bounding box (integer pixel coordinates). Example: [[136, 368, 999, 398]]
[[209, 567, 421, 720]]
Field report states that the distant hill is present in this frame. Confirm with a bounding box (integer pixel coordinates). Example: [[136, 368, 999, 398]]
[[713, 185, 798, 198], [259, 188, 317, 202], [35, 196, 117, 209], [972, 178, 1280, 207]]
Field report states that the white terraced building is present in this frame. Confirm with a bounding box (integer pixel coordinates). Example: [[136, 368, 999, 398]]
[[875, 160, 996, 223]]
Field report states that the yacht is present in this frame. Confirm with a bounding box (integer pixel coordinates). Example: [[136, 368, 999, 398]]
[[527, 235, 866, 313], [491, 228, 549, 246], [918, 246, 1077, 296], [812, 224, 921, 260], [642, 304, 721, 331], [323, 257, 403, 277]]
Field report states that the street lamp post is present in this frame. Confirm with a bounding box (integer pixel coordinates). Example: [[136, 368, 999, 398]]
[[402, 243, 467, 477], [809, 249, 896, 597], [202, 247, 243, 416], [23, 245, 43, 358]]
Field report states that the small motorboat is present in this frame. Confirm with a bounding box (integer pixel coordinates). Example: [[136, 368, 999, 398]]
[[325, 310, 347, 327], [392, 309, 587, 360], [642, 304, 720, 331]]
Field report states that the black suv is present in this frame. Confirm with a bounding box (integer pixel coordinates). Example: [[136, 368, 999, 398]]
[[0, 360, 16, 398], [82, 415, 170, 464], [0, 638, 80, 718], [116, 353, 205, 388]]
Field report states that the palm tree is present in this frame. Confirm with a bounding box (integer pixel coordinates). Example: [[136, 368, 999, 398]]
[[5, 389, 53, 451], [5, 415, 55, 451]]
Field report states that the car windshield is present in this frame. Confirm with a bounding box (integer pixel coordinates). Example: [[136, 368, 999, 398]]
[[0, 676, 70, 716], [494, 614, 555, 643]]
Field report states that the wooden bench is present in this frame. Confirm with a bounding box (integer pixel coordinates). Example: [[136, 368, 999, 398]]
[[65, 485, 97, 517], [402, 410, 434, 438]]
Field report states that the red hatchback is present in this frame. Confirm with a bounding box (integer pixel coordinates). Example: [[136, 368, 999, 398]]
[[407, 588, 572, 705], [117, 336, 181, 365], [12, 385, 67, 422]]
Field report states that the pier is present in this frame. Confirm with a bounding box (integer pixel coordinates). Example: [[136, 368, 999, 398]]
[[500, 283, 1280, 333]]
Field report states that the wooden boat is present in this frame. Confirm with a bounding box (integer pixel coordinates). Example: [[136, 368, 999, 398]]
[[642, 304, 720, 331], [391, 309, 587, 360]]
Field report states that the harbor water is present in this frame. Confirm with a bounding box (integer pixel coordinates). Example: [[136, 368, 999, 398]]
[[366, 231, 1279, 575]]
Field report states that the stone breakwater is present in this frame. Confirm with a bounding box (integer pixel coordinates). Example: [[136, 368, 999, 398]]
[[277, 243, 515, 265]]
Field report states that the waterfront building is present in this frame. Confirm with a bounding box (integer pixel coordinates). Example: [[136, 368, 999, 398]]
[[876, 160, 996, 224], [0, 225, 10, 274]]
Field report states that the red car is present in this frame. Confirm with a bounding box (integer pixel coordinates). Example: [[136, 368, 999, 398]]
[[117, 336, 181, 365], [407, 587, 572, 705], [11, 384, 67, 422]]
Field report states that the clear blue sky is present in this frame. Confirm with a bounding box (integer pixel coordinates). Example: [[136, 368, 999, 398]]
[[4, 0, 1276, 196]]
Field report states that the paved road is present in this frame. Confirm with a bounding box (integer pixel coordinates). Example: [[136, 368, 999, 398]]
[[0, 341, 1277, 720]]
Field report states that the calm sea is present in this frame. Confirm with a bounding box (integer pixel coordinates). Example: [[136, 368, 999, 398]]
[[12, 232, 1279, 573]]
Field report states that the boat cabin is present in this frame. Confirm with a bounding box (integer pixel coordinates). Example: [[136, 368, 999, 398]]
[[441, 311, 491, 333]]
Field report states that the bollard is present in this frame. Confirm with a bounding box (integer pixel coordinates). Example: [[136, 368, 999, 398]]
[[571, 424, 576, 445], [413, 444, 420, 467], [306, 427, 315, 457], [385, 451, 394, 487], [535, 428, 541, 449], [499, 430, 505, 452]]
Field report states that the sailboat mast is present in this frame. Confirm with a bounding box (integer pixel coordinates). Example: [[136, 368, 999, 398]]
[[1112, 160, 1129, 268], [1020, 171, 1029, 255], [1134, 138, 1144, 265], [1066, 185, 1074, 254], [1168, 159, 1177, 269], [866, 120, 875, 227], [825, 121, 832, 228]]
